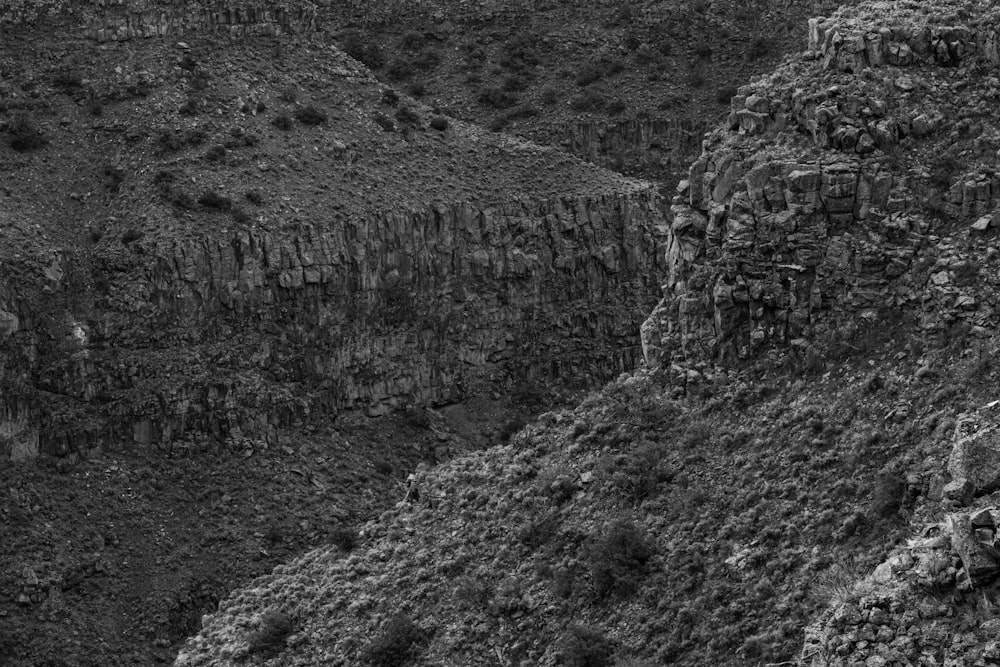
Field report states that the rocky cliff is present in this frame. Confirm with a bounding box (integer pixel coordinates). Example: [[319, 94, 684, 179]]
[[641, 0, 1000, 377], [0, 31, 667, 462]]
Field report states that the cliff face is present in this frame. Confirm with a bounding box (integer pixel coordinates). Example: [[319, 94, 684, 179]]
[[641, 0, 1000, 374], [1, 192, 665, 460]]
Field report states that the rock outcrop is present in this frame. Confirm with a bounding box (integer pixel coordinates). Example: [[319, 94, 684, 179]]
[[1, 191, 666, 460], [641, 0, 1000, 372]]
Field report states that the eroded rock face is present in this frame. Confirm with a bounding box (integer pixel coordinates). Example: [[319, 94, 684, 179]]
[[641, 156, 929, 365], [0, 193, 667, 459], [640, 2, 1000, 370], [568, 117, 712, 182]]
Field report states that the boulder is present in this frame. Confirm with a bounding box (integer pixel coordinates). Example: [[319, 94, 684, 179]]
[[943, 419, 1000, 505]]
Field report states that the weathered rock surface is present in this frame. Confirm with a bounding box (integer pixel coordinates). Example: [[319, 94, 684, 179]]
[[640, 0, 1000, 371], [943, 414, 1000, 504], [0, 193, 666, 460]]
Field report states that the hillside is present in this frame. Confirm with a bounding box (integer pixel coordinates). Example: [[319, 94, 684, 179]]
[[174, 0, 1000, 666]]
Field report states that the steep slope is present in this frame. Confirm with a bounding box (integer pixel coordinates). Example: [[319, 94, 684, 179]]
[[0, 22, 666, 460], [174, 0, 1000, 665]]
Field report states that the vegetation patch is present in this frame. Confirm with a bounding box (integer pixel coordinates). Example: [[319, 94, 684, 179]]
[[6, 115, 48, 152], [360, 614, 427, 666], [247, 610, 293, 658], [295, 105, 327, 125], [587, 519, 655, 599]]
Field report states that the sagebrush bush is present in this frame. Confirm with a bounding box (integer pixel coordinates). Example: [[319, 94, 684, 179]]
[[246, 189, 265, 206], [386, 58, 415, 80], [394, 106, 420, 126], [570, 89, 605, 112], [330, 528, 358, 551], [477, 87, 517, 109], [295, 105, 327, 125], [747, 35, 771, 60], [588, 520, 655, 598], [121, 228, 144, 244], [198, 190, 232, 211], [247, 610, 292, 657], [7, 115, 48, 152], [271, 113, 293, 130], [204, 144, 226, 162], [343, 33, 384, 69], [562, 624, 614, 667], [361, 614, 426, 666], [373, 112, 395, 132], [429, 116, 448, 131]]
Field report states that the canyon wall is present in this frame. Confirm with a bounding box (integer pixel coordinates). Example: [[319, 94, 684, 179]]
[[641, 3, 1000, 373], [1, 192, 667, 460]]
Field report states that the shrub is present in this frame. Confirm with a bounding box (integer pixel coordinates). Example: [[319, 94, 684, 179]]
[[103, 165, 125, 192], [561, 625, 614, 667], [7, 115, 47, 152], [576, 63, 605, 87], [394, 106, 420, 126], [870, 471, 906, 519], [540, 86, 559, 105], [570, 89, 606, 112], [204, 144, 226, 162], [477, 87, 516, 109], [386, 58, 415, 81], [178, 97, 199, 115], [330, 528, 358, 551], [407, 81, 426, 97], [429, 116, 448, 131], [576, 57, 625, 87], [400, 31, 424, 51], [373, 112, 395, 132], [271, 113, 293, 131], [87, 100, 103, 116], [518, 512, 559, 550], [198, 190, 232, 210], [381, 89, 400, 106], [507, 104, 538, 120], [606, 98, 627, 115], [343, 33, 384, 69], [502, 75, 528, 92], [499, 35, 539, 72], [413, 48, 441, 71], [121, 228, 144, 244], [607, 442, 672, 506], [295, 105, 327, 125], [278, 87, 298, 103], [747, 35, 771, 60], [157, 128, 204, 152], [247, 610, 293, 657], [52, 68, 83, 90], [588, 520, 655, 598], [246, 189, 265, 206], [230, 207, 251, 224], [694, 43, 713, 59], [361, 614, 426, 666], [225, 127, 258, 149]]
